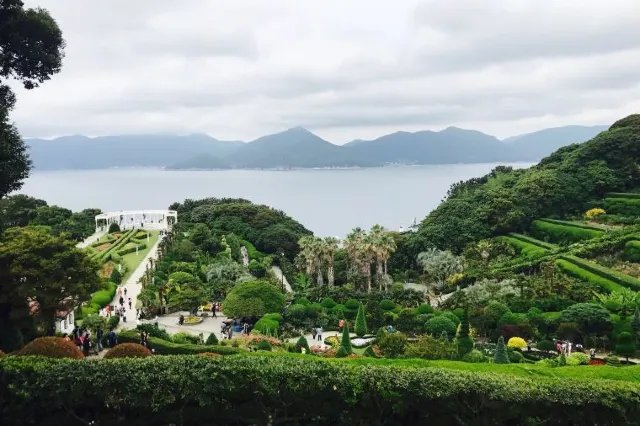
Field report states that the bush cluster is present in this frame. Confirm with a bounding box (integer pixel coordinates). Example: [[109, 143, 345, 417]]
[[117, 331, 239, 356], [104, 343, 152, 359], [16, 337, 84, 359]]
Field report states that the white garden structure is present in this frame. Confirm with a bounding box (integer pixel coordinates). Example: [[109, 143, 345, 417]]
[[94, 210, 177, 232]]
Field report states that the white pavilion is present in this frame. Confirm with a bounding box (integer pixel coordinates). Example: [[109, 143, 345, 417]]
[[94, 210, 177, 233]]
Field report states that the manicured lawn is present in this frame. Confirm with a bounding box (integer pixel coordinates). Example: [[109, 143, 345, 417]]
[[247, 351, 640, 382], [120, 230, 159, 281]]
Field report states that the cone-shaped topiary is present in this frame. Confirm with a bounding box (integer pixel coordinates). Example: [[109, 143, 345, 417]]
[[363, 346, 376, 358], [606, 355, 621, 367], [341, 321, 353, 355], [335, 346, 348, 358], [17, 337, 84, 359], [104, 343, 152, 359], [354, 304, 368, 337], [456, 310, 473, 357], [296, 335, 310, 354], [493, 336, 510, 364], [205, 333, 219, 345]]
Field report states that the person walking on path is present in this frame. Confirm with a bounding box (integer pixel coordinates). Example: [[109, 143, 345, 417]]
[[96, 326, 104, 352], [311, 328, 317, 341], [117, 287, 123, 298], [317, 327, 323, 342], [128, 298, 132, 310], [179, 314, 184, 326], [227, 327, 233, 340], [106, 329, 117, 347], [211, 303, 217, 318], [119, 296, 124, 307], [82, 333, 91, 357], [124, 288, 128, 297], [105, 305, 111, 317]]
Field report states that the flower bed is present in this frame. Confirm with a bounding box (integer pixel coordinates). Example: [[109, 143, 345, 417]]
[[101, 263, 115, 279], [324, 336, 339, 347], [183, 316, 203, 325], [351, 337, 375, 348], [95, 243, 111, 252], [588, 359, 606, 366]]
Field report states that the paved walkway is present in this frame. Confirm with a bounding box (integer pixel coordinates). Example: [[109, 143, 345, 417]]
[[271, 266, 292, 293], [102, 235, 163, 330], [75, 231, 106, 249], [287, 331, 347, 349]]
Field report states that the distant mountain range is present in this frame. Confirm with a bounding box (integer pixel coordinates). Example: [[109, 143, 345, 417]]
[[25, 124, 608, 170]]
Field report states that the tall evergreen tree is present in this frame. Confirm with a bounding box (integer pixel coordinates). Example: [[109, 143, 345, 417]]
[[631, 309, 640, 338], [340, 321, 353, 355], [456, 310, 473, 357], [354, 303, 368, 337], [494, 336, 510, 364]]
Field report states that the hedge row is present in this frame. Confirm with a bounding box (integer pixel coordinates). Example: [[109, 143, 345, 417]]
[[603, 198, 640, 217], [624, 241, 640, 262], [556, 259, 626, 293], [559, 255, 640, 291], [531, 220, 604, 245], [1, 355, 639, 424], [97, 229, 136, 263], [116, 242, 147, 256], [606, 192, 640, 199], [498, 236, 548, 258], [117, 330, 239, 355], [539, 218, 609, 232], [508, 233, 557, 249]]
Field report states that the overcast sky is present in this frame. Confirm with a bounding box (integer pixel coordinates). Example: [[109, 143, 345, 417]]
[[11, 0, 640, 143]]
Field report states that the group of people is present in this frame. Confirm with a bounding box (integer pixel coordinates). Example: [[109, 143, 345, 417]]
[[310, 326, 323, 342], [220, 318, 252, 340], [553, 340, 584, 357], [64, 326, 118, 356]]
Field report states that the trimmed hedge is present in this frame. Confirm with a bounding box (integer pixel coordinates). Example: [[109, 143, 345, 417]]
[[558, 255, 640, 291], [1, 355, 640, 424], [90, 281, 117, 309], [117, 242, 147, 256], [508, 233, 557, 250], [624, 240, 640, 262], [99, 229, 136, 263], [531, 220, 603, 245], [104, 343, 152, 359], [539, 219, 608, 232], [498, 236, 548, 258], [16, 337, 84, 359], [603, 198, 640, 216], [117, 330, 239, 355], [556, 259, 625, 293], [606, 192, 640, 200]]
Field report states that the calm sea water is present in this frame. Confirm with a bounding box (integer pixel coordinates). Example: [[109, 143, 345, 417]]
[[19, 164, 533, 237]]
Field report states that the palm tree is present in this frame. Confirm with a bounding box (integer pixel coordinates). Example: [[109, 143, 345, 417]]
[[322, 236, 339, 287], [312, 237, 325, 286], [344, 228, 366, 289], [297, 236, 317, 279], [361, 232, 375, 292]]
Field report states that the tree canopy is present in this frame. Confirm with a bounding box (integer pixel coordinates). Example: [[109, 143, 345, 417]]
[[222, 280, 285, 318], [0, 1, 65, 200]]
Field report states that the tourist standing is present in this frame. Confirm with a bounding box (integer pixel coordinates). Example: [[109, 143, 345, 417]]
[[128, 297, 132, 310], [124, 288, 128, 297], [311, 328, 317, 341], [105, 305, 111, 317], [227, 327, 233, 340], [211, 303, 217, 318], [119, 296, 124, 307], [106, 329, 117, 347], [96, 326, 104, 352], [567, 342, 572, 356], [317, 327, 323, 342], [179, 314, 184, 326]]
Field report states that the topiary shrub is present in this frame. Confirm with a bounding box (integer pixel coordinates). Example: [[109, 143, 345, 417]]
[[354, 304, 368, 337], [424, 316, 457, 337], [331, 304, 346, 314], [110, 269, 122, 285], [341, 321, 353, 355], [536, 339, 555, 353], [566, 353, 589, 366], [508, 350, 525, 363], [108, 315, 121, 329], [363, 346, 376, 358], [320, 297, 337, 309], [17, 337, 84, 359], [462, 349, 487, 363], [606, 355, 621, 367], [198, 352, 222, 358], [379, 299, 395, 311], [262, 313, 284, 323], [295, 297, 311, 306], [457, 336, 474, 358], [253, 318, 279, 335], [378, 332, 408, 358], [416, 304, 434, 315], [104, 343, 152, 359], [108, 222, 121, 233], [615, 331, 637, 361], [493, 336, 510, 364], [295, 336, 310, 354], [507, 337, 527, 350], [257, 340, 272, 352], [205, 333, 219, 346], [335, 346, 348, 358], [442, 311, 461, 326], [344, 299, 360, 311]]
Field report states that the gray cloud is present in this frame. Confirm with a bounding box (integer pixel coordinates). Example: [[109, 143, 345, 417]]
[[10, 0, 640, 142]]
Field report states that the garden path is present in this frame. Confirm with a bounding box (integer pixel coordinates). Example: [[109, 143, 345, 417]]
[[271, 266, 292, 293], [286, 331, 354, 350], [102, 234, 163, 330], [154, 312, 229, 341], [75, 231, 106, 249]]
